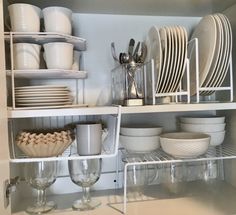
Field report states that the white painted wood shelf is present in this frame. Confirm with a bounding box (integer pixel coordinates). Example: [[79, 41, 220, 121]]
[[6, 69, 88, 79], [4, 32, 86, 51], [7, 102, 236, 118]]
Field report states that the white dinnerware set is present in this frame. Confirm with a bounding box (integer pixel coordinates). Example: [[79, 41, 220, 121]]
[[146, 25, 188, 95], [190, 14, 232, 96], [120, 116, 225, 159], [8, 3, 79, 71], [180, 116, 226, 147], [119, 126, 163, 153]]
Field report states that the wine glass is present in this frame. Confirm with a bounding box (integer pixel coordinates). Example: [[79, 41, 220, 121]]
[[68, 157, 102, 210], [24, 161, 57, 214]]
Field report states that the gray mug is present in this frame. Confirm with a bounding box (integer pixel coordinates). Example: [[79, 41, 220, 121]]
[[76, 123, 102, 155]]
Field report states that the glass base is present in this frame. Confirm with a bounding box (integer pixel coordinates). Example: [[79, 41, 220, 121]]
[[72, 199, 101, 211], [26, 201, 56, 214]]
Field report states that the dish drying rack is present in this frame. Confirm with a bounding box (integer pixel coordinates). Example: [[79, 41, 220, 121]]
[[120, 144, 236, 214], [6, 32, 88, 110], [112, 37, 234, 106], [9, 106, 121, 162]]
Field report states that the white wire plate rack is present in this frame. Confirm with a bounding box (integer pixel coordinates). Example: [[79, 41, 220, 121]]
[[4, 32, 86, 51]]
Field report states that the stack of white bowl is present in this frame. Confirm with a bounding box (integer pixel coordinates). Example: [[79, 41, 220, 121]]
[[119, 126, 163, 153], [180, 116, 225, 146]]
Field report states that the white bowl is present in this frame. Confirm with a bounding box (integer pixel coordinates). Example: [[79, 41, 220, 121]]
[[119, 135, 160, 153], [160, 132, 210, 158], [120, 126, 163, 137], [180, 123, 225, 132], [180, 116, 225, 124], [205, 131, 225, 146]]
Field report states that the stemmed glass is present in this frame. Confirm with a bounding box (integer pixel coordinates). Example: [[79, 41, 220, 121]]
[[24, 161, 57, 214], [68, 157, 102, 210]]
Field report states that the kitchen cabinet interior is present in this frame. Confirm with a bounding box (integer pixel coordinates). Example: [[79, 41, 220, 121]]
[[2, 0, 236, 214]]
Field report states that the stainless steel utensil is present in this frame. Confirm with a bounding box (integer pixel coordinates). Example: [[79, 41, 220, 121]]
[[128, 38, 135, 62], [133, 41, 140, 63], [111, 42, 119, 62]]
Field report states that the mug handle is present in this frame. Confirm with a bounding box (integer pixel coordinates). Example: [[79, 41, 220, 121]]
[[5, 15, 11, 31]]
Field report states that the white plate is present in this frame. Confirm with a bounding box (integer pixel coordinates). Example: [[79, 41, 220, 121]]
[[16, 96, 72, 101], [190, 15, 217, 95], [167, 26, 180, 93], [201, 15, 222, 88], [15, 85, 68, 90], [16, 98, 72, 103], [214, 14, 232, 87], [156, 27, 167, 93], [146, 26, 162, 92], [15, 92, 70, 97], [162, 26, 176, 93], [16, 101, 73, 107], [203, 13, 232, 95], [157, 27, 171, 93], [172, 26, 188, 92], [15, 88, 70, 93]]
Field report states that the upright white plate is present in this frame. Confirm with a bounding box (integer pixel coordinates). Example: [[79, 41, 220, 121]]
[[167, 26, 181, 93], [172, 26, 187, 92], [146, 26, 162, 92], [156, 27, 167, 93], [200, 15, 222, 89], [214, 14, 232, 88], [160, 27, 173, 93], [190, 15, 217, 95]]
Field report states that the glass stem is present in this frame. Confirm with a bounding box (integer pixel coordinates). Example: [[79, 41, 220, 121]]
[[36, 189, 46, 206], [82, 187, 91, 203]]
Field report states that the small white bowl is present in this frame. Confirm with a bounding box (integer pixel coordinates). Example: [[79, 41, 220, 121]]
[[180, 123, 225, 133], [180, 116, 225, 124], [160, 132, 210, 158], [119, 135, 160, 153], [120, 126, 163, 137], [205, 130, 225, 146]]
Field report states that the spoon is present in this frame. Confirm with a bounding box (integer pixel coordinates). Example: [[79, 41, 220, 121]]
[[111, 42, 119, 62]]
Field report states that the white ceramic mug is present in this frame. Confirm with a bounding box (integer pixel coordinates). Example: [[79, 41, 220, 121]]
[[13, 43, 41, 70], [76, 123, 103, 156], [8, 3, 41, 32], [42, 6, 72, 35], [72, 50, 81, 70], [43, 42, 73, 70]]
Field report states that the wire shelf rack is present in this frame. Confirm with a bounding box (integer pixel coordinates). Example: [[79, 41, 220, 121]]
[[121, 144, 236, 214]]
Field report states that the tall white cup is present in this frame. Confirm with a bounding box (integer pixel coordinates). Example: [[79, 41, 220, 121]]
[[13, 43, 41, 70], [76, 124, 102, 156], [8, 3, 41, 32], [43, 42, 73, 70], [42, 6, 72, 35]]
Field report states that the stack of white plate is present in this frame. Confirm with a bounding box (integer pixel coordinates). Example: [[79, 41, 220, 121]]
[[15, 85, 73, 107], [190, 13, 232, 96], [119, 126, 163, 153], [180, 116, 226, 146], [146, 25, 188, 93]]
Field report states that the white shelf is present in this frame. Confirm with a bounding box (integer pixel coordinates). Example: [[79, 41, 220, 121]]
[[6, 69, 88, 79], [121, 102, 236, 114], [8, 106, 120, 118], [4, 32, 86, 51], [7, 103, 236, 118], [10, 152, 118, 163]]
